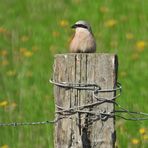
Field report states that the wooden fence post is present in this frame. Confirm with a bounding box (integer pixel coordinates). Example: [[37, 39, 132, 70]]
[[53, 53, 118, 148]]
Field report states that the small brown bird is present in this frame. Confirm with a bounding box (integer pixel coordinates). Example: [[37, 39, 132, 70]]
[[70, 20, 96, 53]]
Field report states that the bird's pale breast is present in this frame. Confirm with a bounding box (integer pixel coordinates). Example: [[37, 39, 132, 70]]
[[70, 29, 96, 53]]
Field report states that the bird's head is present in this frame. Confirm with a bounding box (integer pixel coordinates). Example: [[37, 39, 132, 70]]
[[71, 20, 92, 33]]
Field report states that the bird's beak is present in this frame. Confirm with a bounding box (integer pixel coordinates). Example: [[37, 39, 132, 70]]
[[71, 24, 76, 29]]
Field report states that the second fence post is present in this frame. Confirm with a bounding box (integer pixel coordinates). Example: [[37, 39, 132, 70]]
[[53, 53, 118, 148]]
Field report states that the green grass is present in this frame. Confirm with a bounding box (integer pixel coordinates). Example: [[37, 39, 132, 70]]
[[0, 0, 148, 147]]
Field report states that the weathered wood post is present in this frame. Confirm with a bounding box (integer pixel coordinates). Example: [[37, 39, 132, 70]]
[[53, 53, 118, 148]]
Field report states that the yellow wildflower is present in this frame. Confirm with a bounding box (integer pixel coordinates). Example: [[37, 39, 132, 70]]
[[105, 19, 117, 27], [126, 33, 134, 40], [23, 51, 33, 57], [0, 144, 9, 148], [59, 20, 69, 27], [100, 6, 109, 13], [139, 128, 146, 135], [6, 70, 16, 77], [20, 48, 33, 57], [143, 135, 148, 140], [0, 50, 8, 57], [131, 138, 139, 145], [21, 35, 29, 42], [136, 41, 146, 52], [0, 101, 8, 107]]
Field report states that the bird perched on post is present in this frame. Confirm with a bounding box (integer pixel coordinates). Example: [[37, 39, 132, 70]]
[[70, 20, 96, 53]]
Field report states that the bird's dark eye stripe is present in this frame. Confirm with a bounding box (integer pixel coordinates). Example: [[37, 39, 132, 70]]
[[75, 24, 88, 29]]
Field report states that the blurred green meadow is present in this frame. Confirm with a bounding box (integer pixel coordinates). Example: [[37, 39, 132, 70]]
[[0, 0, 148, 147]]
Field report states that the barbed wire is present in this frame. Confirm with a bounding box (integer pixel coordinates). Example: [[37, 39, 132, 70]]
[[50, 79, 148, 121], [0, 121, 55, 127], [0, 79, 148, 127]]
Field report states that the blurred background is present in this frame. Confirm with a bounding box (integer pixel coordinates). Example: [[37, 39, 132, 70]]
[[0, 0, 147, 147]]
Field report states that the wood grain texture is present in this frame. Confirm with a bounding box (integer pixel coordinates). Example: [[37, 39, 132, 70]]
[[53, 53, 118, 148]]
